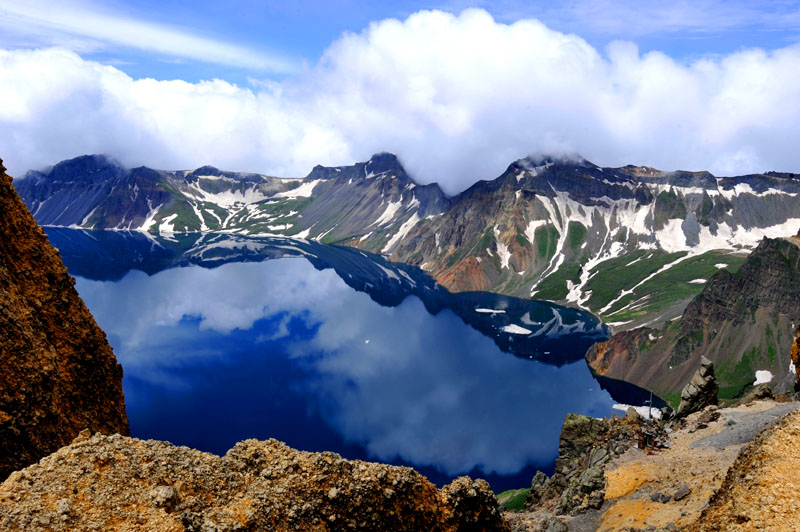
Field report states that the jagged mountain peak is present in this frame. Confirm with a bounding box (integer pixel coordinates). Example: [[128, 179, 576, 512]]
[[24, 154, 125, 184], [191, 164, 224, 176], [366, 151, 400, 164], [305, 152, 412, 183]]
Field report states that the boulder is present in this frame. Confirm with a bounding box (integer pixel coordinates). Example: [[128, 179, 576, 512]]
[[625, 406, 642, 422], [677, 357, 719, 417], [744, 383, 774, 402], [525, 470, 552, 508]]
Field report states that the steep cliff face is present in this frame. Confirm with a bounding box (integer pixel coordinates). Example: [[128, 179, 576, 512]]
[[586, 237, 800, 404], [0, 158, 128, 480], [0, 434, 508, 532]]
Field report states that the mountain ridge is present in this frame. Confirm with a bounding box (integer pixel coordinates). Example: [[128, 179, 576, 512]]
[[15, 152, 800, 328]]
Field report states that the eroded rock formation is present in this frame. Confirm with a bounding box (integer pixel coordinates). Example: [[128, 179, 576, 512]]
[[0, 433, 509, 532], [0, 158, 128, 480], [677, 356, 719, 417]]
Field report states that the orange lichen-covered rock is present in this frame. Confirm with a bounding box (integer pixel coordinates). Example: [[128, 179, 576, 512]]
[[687, 408, 800, 532], [0, 157, 128, 480]]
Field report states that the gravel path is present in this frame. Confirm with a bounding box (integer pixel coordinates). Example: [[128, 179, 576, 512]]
[[691, 402, 799, 450]]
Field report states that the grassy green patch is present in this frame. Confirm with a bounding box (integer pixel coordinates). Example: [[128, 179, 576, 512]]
[[475, 229, 494, 254], [534, 225, 559, 262], [585, 250, 685, 312], [599, 250, 746, 321], [534, 259, 583, 300], [696, 194, 713, 225], [566, 221, 587, 251], [158, 200, 202, 232], [716, 346, 759, 400], [497, 488, 530, 511], [662, 392, 682, 411]]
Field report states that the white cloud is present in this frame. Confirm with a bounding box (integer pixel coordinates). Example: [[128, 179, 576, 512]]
[[0, 0, 294, 72], [2, 9, 800, 193]]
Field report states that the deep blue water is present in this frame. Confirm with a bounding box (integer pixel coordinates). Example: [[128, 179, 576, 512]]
[[47, 228, 657, 492]]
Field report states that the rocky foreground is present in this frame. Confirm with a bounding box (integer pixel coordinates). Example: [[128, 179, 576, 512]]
[[505, 399, 799, 532], [687, 406, 800, 532], [0, 158, 128, 480], [0, 432, 508, 532]]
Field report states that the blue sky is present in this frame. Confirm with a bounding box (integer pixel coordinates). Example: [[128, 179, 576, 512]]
[[1, 1, 800, 191], [3, 0, 800, 83]]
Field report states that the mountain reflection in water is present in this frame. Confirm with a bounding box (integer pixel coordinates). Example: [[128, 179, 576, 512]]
[[47, 228, 652, 491]]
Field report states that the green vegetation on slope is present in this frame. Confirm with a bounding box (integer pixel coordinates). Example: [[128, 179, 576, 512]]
[[584, 250, 687, 312], [566, 221, 587, 251], [534, 225, 559, 262], [496, 488, 530, 511], [603, 251, 747, 322]]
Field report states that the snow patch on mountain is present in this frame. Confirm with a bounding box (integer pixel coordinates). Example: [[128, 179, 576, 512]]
[[382, 212, 420, 253], [525, 219, 546, 244], [373, 200, 403, 226], [159, 213, 178, 233], [274, 180, 320, 199]]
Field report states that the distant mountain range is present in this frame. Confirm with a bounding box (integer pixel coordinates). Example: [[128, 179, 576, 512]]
[[14, 153, 800, 327]]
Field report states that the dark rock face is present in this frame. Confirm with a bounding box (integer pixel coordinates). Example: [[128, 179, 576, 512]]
[[0, 158, 129, 480], [0, 434, 509, 532], [677, 357, 719, 417]]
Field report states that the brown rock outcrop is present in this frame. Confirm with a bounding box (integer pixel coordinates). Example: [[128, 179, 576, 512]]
[[0, 433, 509, 532], [687, 407, 800, 532], [584, 328, 651, 376], [0, 158, 128, 479]]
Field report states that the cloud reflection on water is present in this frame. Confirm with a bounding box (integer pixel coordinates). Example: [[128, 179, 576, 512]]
[[76, 258, 614, 476]]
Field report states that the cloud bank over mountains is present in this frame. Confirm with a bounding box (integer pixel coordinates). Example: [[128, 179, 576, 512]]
[[2, 8, 800, 194]]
